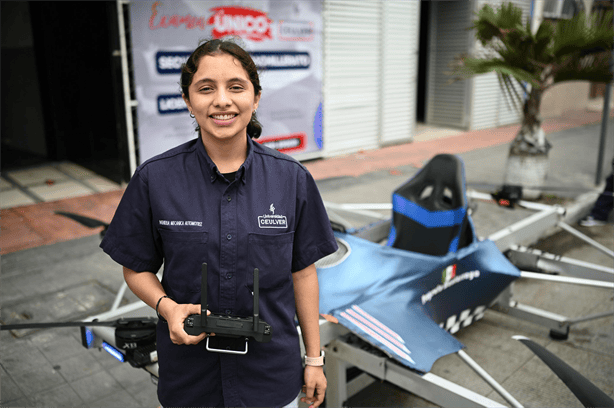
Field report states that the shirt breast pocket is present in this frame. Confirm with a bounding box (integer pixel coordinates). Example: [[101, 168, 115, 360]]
[[248, 232, 294, 289], [158, 228, 208, 293]]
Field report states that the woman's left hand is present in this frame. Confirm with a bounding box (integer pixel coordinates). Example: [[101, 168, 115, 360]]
[[301, 365, 327, 408]]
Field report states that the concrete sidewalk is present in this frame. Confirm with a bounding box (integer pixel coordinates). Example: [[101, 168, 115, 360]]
[[1, 109, 613, 407]]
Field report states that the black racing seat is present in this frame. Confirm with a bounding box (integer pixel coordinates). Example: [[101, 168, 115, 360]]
[[385, 154, 474, 256]]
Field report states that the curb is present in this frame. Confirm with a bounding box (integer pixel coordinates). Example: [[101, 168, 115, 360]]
[[562, 190, 601, 225], [539, 189, 601, 242]]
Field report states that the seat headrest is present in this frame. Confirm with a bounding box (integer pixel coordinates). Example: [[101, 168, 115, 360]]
[[395, 154, 466, 212]]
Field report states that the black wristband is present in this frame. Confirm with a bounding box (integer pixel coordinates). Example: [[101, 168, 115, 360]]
[[156, 295, 171, 323]]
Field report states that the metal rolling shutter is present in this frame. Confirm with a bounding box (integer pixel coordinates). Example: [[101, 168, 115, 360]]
[[323, 0, 381, 156], [470, 0, 501, 131], [380, 0, 420, 145], [426, 1, 474, 129]]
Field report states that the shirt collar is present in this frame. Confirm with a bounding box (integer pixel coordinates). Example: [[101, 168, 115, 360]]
[[196, 136, 254, 185]]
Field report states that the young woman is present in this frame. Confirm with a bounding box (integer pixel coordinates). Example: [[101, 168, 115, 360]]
[[100, 39, 337, 407]]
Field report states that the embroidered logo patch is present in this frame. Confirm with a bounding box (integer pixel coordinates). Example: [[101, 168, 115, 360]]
[[159, 220, 203, 227], [258, 203, 287, 228]]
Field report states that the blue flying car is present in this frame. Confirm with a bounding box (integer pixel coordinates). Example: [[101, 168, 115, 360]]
[[318, 154, 519, 373]]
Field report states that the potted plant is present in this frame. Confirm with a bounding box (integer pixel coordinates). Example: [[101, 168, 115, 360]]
[[452, 2, 613, 198]]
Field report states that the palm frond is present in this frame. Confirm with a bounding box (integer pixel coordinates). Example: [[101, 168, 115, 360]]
[[551, 11, 614, 59], [472, 3, 525, 46], [497, 73, 524, 113], [455, 56, 540, 86], [533, 21, 555, 63], [451, 1, 614, 119], [553, 51, 613, 84]]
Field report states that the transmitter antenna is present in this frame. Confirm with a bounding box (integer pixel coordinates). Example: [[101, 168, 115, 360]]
[[184, 264, 273, 351], [201, 263, 208, 324], [253, 268, 260, 331]]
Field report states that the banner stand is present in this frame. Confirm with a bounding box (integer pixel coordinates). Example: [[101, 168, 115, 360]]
[[117, 0, 138, 177]]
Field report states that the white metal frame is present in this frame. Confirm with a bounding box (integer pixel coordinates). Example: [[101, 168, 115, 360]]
[[87, 192, 613, 407], [314, 192, 612, 406]]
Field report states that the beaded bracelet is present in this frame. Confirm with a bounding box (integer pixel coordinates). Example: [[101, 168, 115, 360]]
[[156, 295, 171, 323]]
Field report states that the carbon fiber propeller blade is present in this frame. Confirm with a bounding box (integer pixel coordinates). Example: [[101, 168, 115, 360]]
[[513, 335, 614, 408], [55, 211, 109, 234], [0, 317, 156, 331]]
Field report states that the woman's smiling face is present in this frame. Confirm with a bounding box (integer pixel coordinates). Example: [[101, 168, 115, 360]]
[[183, 52, 261, 144]]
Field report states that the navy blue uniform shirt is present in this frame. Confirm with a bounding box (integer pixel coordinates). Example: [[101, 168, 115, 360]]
[[100, 137, 337, 407]]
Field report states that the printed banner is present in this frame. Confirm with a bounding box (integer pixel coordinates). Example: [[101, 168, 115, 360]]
[[129, 1, 323, 164]]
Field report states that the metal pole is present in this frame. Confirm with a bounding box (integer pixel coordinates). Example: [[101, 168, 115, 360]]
[[117, 0, 138, 177], [596, 1, 614, 185], [558, 221, 614, 259], [111, 282, 129, 311], [457, 350, 524, 408], [520, 271, 614, 289], [567, 310, 614, 324]]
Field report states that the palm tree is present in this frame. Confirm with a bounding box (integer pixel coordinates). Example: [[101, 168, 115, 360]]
[[452, 2, 613, 198]]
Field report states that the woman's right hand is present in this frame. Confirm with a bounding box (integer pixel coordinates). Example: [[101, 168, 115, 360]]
[[158, 298, 212, 345]]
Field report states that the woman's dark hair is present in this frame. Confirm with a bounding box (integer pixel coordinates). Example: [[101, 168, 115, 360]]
[[180, 39, 263, 138]]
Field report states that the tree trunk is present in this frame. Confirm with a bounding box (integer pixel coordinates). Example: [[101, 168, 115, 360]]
[[504, 89, 551, 199], [509, 89, 550, 156]]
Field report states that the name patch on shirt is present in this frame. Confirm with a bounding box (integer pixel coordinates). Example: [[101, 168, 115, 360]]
[[159, 220, 203, 227], [258, 203, 288, 229]]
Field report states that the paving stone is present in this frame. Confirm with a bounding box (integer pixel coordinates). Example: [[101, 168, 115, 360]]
[[109, 363, 153, 391], [0, 279, 27, 305], [29, 181, 93, 202], [0, 332, 31, 358], [56, 162, 97, 179], [30, 327, 90, 365], [430, 351, 495, 398], [1, 281, 116, 338], [0, 189, 37, 209], [346, 380, 437, 407], [0, 177, 14, 191], [124, 377, 159, 407], [6, 167, 69, 187], [28, 383, 85, 407], [545, 340, 614, 396], [83, 176, 121, 193], [53, 351, 105, 383], [69, 370, 123, 403], [0, 396, 33, 407], [86, 388, 141, 408], [1, 234, 102, 276], [568, 315, 614, 357], [452, 319, 546, 381], [1, 348, 65, 395], [0, 365, 25, 404], [488, 354, 584, 407], [63, 281, 116, 312]]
